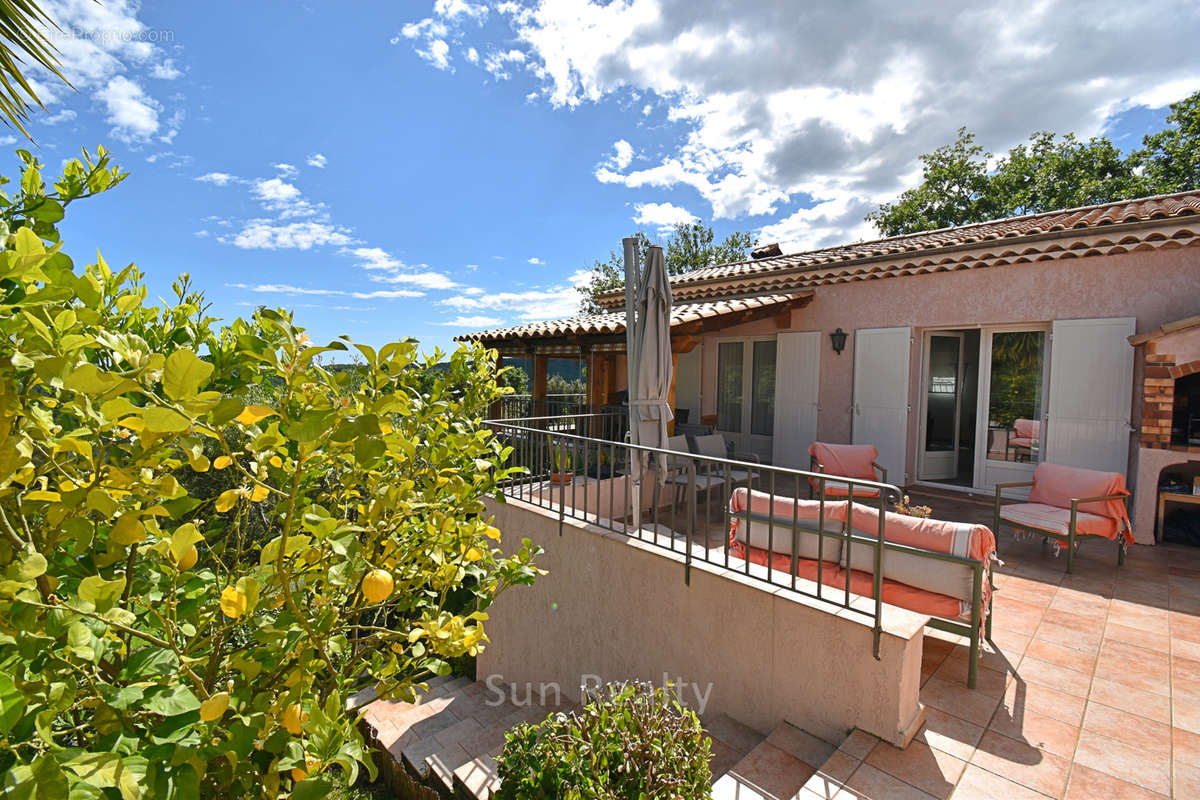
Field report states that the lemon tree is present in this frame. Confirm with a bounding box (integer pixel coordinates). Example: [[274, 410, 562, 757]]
[[0, 150, 541, 798]]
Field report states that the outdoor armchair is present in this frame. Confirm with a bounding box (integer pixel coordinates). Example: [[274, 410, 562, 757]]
[[993, 462, 1132, 573], [808, 442, 886, 499]]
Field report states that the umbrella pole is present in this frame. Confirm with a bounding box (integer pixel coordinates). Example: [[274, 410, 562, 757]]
[[622, 237, 642, 531]]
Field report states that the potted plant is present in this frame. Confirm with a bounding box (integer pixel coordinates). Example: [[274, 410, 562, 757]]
[[548, 436, 574, 484], [893, 495, 932, 519]]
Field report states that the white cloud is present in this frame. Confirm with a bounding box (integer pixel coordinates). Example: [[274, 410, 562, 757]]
[[407, 0, 1200, 250], [434, 0, 487, 21], [194, 230, 210, 238], [342, 246, 458, 290], [251, 177, 321, 218], [0, 135, 15, 146], [150, 59, 182, 79], [465, 263, 479, 271], [228, 282, 424, 300], [373, 271, 459, 290], [437, 315, 505, 327], [96, 75, 160, 142], [527, 257, 544, 265], [484, 49, 526, 80], [306, 153, 327, 168], [603, 139, 634, 170], [440, 269, 594, 321], [223, 221, 355, 250], [274, 163, 299, 178], [43, 108, 76, 125], [36, 1, 185, 139], [632, 201, 696, 233], [196, 172, 237, 185]]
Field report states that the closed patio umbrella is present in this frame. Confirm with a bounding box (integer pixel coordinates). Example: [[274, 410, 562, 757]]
[[625, 241, 673, 530]]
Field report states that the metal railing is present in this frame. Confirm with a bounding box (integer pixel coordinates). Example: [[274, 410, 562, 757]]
[[486, 413, 908, 659], [498, 393, 591, 420]]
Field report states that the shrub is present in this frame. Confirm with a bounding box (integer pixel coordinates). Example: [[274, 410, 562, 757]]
[[495, 682, 713, 800], [0, 149, 542, 798]]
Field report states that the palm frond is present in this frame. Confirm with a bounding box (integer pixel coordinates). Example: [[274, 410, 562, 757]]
[[0, 0, 72, 138]]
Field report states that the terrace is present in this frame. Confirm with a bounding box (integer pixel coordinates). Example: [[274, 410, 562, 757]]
[[365, 409, 1200, 799]]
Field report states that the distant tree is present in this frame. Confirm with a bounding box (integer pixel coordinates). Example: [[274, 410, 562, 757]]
[[1134, 91, 1200, 193], [865, 128, 999, 237], [577, 224, 757, 313], [990, 131, 1147, 216], [0, 0, 71, 136], [868, 91, 1200, 236], [499, 363, 530, 394]]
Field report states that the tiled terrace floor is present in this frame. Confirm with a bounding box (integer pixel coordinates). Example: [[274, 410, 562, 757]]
[[832, 488, 1200, 800]]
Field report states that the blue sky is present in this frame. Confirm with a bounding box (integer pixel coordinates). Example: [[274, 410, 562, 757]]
[[18, 0, 1200, 354]]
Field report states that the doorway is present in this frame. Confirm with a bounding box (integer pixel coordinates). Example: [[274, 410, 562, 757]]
[[715, 337, 777, 460], [918, 329, 979, 485]]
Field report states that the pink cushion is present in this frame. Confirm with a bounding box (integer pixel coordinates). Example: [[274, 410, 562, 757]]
[[999, 502, 1118, 539], [1028, 462, 1127, 518], [1009, 437, 1035, 448], [808, 442, 879, 480], [1014, 419, 1040, 440]]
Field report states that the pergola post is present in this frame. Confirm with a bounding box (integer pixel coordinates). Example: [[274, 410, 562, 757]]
[[532, 352, 549, 418]]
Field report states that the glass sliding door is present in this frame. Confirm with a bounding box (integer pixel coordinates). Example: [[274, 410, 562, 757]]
[[976, 327, 1049, 494], [751, 340, 777, 436], [716, 341, 744, 433], [920, 333, 964, 480], [715, 337, 777, 458]]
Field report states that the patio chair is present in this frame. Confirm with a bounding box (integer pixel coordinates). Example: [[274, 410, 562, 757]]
[[1006, 418, 1040, 462], [807, 442, 887, 499], [993, 462, 1132, 573], [689, 434, 759, 486]]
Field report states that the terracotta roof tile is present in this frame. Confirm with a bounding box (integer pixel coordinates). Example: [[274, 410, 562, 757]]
[[592, 191, 1200, 308], [456, 292, 811, 343]]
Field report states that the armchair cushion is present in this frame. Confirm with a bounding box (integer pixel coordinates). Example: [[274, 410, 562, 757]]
[[1014, 418, 1041, 441], [1027, 462, 1130, 523], [808, 442, 879, 480], [999, 502, 1118, 539]]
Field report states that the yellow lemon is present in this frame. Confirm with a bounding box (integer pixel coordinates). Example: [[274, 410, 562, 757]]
[[281, 703, 307, 736], [177, 544, 198, 571], [362, 569, 394, 604], [220, 586, 248, 619], [199, 692, 229, 722]]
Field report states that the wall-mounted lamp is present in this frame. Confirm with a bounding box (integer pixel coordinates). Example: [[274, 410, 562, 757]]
[[830, 327, 848, 355]]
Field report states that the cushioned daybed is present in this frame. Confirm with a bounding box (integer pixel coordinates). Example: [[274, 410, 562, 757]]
[[728, 488, 997, 688]]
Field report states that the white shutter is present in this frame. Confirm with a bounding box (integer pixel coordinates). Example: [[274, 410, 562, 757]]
[[1045, 317, 1136, 474], [772, 331, 820, 468], [852, 327, 911, 485]]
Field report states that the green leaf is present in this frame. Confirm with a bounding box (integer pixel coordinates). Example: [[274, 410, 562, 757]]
[[291, 778, 333, 800], [161, 350, 213, 402], [142, 685, 200, 717], [121, 648, 178, 681], [77, 575, 125, 610], [209, 397, 244, 425], [0, 671, 26, 734], [17, 551, 46, 580], [64, 752, 123, 789], [139, 407, 191, 434], [64, 364, 124, 395], [31, 753, 68, 799]]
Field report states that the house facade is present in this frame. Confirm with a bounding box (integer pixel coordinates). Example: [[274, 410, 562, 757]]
[[460, 192, 1200, 545]]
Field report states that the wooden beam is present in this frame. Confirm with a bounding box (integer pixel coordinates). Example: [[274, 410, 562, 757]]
[[773, 311, 791, 329], [671, 335, 700, 353], [532, 354, 548, 417]]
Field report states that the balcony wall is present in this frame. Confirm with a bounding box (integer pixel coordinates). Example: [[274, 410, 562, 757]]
[[478, 496, 928, 747]]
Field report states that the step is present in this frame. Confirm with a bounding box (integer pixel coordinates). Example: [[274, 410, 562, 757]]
[[712, 722, 834, 800], [366, 678, 576, 800], [702, 711, 767, 781], [796, 728, 881, 800]]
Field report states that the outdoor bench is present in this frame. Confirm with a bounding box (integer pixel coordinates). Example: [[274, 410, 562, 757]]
[[729, 488, 996, 689], [993, 461, 1132, 573]]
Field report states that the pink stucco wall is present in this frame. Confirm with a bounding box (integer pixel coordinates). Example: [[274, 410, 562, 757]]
[[697, 245, 1200, 491]]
